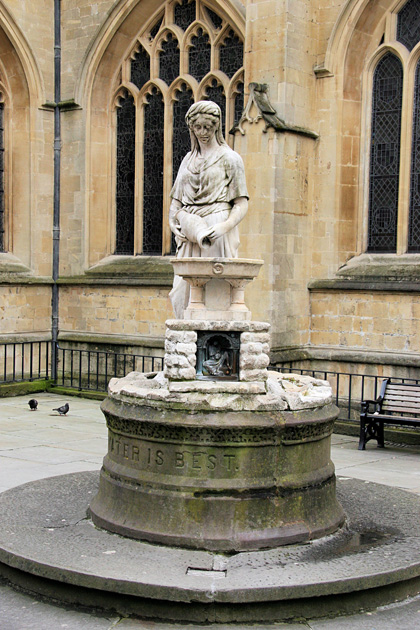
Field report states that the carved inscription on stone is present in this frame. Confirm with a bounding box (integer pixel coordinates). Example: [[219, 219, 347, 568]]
[[108, 431, 240, 475], [105, 415, 276, 444]]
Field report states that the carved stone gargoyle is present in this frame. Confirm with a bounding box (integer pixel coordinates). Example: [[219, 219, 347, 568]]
[[231, 83, 318, 139]]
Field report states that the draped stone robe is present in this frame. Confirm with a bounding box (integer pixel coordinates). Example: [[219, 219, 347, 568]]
[[169, 144, 249, 318]]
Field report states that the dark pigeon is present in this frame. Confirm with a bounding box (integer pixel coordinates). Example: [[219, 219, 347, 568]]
[[52, 403, 69, 415], [28, 399, 38, 411]]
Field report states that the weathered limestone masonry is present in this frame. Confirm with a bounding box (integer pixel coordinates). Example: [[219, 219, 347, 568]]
[[90, 255, 345, 551], [0, 284, 51, 340], [1, 0, 420, 384], [164, 320, 270, 383]]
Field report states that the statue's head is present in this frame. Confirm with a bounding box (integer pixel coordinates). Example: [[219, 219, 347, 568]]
[[185, 100, 226, 151]]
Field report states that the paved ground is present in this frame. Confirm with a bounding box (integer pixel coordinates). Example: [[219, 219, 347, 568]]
[[1, 392, 420, 629]]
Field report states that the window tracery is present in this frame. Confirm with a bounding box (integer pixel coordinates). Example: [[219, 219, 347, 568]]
[[408, 60, 420, 251], [366, 1, 420, 254], [131, 46, 150, 91], [397, 0, 420, 52], [174, 0, 196, 31], [115, 91, 136, 255], [203, 78, 226, 135], [159, 33, 180, 85], [189, 28, 211, 82], [143, 88, 164, 255], [114, 1, 244, 256], [368, 54, 402, 253], [219, 29, 243, 79]]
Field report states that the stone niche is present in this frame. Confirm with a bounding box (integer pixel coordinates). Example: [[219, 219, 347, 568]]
[[164, 319, 271, 389], [196, 331, 240, 380]]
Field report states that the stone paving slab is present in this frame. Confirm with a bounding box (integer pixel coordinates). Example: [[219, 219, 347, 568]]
[[0, 471, 419, 621], [0, 582, 120, 630], [308, 594, 420, 629], [1, 392, 420, 628], [0, 456, 102, 493], [2, 577, 420, 630]]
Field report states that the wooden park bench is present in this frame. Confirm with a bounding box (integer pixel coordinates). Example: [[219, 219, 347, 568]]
[[359, 378, 420, 450]]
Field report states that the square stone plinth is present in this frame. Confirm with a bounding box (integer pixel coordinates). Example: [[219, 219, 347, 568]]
[[164, 319, 270, 384]]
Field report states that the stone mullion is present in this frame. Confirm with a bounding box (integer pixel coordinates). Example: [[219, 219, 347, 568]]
[[109, 103, 118, 255], [397, 55, 413, 254], [0, 91, 9, 253], [163, 91, 173, 254], [136, 94, 146, 254]]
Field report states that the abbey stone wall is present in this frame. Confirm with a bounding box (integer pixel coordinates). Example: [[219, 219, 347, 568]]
[[1, 0, 420, 385]]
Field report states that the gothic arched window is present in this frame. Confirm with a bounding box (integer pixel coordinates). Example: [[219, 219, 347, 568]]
[[367, 53, 403, 253], [113, 0, 244, 256], [367, 0, 420, 254], [409, 60, 420, 251]]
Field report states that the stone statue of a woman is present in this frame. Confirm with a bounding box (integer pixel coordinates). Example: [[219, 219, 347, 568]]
[[169, 100, 249, 318]]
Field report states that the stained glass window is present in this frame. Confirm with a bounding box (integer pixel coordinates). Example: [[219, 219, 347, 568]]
[[397, 0, 420, 52], [115, 93, 136, 255], [219, 30, 243, 79], [233, 82, 244, 128], [367, 53, 403, 253], [189, 28, 211, 82], [206, 7, 223, 30], [143, 88, 164, 254], [131, 46, 150, 90], [171, 84, 194, 252], [408, 60, 420, 251], [204, 79, 226, 136], [114, 0, 243, 256], [159, 34, 180, 85], [0, 103, 4, 253], [172, 84, 194, 180], [150, 17, 163, 40], [174, 0, 196, 31]]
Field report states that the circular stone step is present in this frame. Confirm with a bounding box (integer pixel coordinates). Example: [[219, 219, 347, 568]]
[[0, 471, 420, 623]]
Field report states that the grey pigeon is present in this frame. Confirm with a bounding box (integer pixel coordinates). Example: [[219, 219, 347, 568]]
[[53, 402, 69, 415], [28, 399, 38, 411]]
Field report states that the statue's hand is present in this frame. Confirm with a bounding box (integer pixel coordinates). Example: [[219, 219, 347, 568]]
[[169, 218, 187, 243], [207, 221, 230, 240]]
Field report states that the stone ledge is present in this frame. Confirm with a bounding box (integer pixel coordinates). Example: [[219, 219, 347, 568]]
[[184, 309, 251, 321], [108, 371, 332, 411], [58, 331, 165, 349], [168, 380, 267, 394], [308, 278, 420, 292], [166, 319, 270, 332], [79, 255, 173, 287], [309, 253, 420, 292], [270, 345, 420, 368], [0, 331, 51, 344], [0, 252, 32, 274]]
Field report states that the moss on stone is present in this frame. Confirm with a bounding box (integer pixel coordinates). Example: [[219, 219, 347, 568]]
[[0, 380, 53, 398]]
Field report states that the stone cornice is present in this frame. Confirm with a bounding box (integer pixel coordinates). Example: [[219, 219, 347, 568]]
[[270, 345, 420, 368]]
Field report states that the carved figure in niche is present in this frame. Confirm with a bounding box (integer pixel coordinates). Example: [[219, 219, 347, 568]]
[[169, 100, 249, 317], [203, 341, 231, 377]]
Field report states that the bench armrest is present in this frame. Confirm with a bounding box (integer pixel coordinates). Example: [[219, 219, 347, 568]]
[[361, 399, 381, 414]]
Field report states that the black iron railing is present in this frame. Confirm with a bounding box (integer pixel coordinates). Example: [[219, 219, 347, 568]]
[[55, 345, 164, 392], [1, 340, 420, 423], [0, 341, 51, 383], [271, 365, 420, 422]]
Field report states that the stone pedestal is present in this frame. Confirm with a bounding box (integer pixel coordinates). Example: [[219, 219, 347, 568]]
[[89, 370, 345, 551], [90, 256, 345, 551], [171, 257, 263, 321]]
